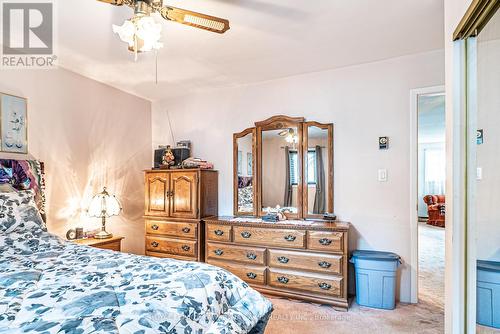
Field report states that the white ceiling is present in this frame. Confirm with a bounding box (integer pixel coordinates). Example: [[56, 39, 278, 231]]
[[57, 0, 444, 101]]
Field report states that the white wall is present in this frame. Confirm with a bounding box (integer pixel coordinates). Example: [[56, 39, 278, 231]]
[[152, 49, 445, 302], [0, 68, 152, 255]]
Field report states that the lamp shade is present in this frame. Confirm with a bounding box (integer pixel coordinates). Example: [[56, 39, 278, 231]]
[[88, 187, 122, 218]]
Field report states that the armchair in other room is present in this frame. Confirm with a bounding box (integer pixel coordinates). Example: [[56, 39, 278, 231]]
[[423, 195, 445, 228]]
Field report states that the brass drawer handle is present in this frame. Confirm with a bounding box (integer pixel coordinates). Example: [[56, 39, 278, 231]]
[[319, 238, 333, 246], [247, 253, 257, 260], [182, 227, 191, 233], [214, 229, 224, 236], [318, 261, 332, 269], [151, 241, 159, 248], [214, 249, 224, 256], [277, 276, 289, 284], [284, 235, 296, 242], [318, 282, 332, 290], [241, 231, 252, 239], [277, 256, 290, 264], [151, 224, 159, 231], [181, 245, 191, 252], [246, 272, 257, 279]]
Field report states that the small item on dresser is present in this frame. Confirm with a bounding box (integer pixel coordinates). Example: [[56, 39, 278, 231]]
[[263, 205, 287, 221], [171, 147, 191, 168], [75, 227, 84, 239], [84, 229, 100, 239], [176, 140, 191, 149], [161, 146, 176, 169], [323, 213, 337, 221], [66, 229, 76, 240], [154, 146, 168, 169], [182, 157, 214, 169], [262, 214, 279, 222]]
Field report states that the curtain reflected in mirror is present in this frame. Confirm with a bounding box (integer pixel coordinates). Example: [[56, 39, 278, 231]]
[[261, 128, 299, 214], [236, 132, 254, 214], [305, 124, 331, 217], [474, 7, 500, 332]]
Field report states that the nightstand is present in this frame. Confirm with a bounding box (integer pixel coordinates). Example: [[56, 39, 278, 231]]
[[73, 236, 124, 251]]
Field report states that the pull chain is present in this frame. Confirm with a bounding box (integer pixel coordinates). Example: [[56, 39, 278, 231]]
[[155, 50, 158, 84]]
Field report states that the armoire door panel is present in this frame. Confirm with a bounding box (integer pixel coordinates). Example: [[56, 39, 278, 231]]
[[145, 173, 169, 216], [170, 171, 198, 219]]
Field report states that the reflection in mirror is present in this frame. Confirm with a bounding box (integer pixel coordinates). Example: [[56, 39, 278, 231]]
[[261, 128, 299, 214], [475, 8, 500, 332], [236, 132, 254, 213], [306, 126, 329, 215]]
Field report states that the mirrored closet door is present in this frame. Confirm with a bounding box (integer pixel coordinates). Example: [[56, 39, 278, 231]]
[[459, 2, 500, 331], [473, 8, 500, 332]]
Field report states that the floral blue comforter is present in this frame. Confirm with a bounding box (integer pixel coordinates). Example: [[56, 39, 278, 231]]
[[0, 229, 273, 333]]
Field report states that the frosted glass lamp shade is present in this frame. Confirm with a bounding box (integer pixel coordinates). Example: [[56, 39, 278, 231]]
[[88, 187, 122, 218]]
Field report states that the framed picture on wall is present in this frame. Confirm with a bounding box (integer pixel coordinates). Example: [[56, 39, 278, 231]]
[[0, 93, 28, 154], [247, 152, 253, 175]]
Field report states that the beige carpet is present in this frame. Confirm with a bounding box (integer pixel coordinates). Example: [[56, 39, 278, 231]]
[[264, 223, 445, 334], [418, 222, 445, 312]]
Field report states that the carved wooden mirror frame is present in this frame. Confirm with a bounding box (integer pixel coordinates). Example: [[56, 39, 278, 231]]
[[302, 121, 334, 219], [233, 115, 334, 219], [256, 115, 305, 219], [233, 127, 258, 216]]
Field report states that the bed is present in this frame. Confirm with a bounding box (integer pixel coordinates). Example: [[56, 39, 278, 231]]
[[0, 160, 273, 334]]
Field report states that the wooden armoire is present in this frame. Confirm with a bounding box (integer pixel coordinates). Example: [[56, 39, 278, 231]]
[[144, 169, 218, 261]]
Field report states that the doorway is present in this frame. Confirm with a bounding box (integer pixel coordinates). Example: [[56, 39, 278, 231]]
[[410, 86, 446, 312]]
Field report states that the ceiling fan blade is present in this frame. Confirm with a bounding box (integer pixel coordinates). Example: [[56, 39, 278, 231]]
[[97, 0, 124, 5], [160, 6, 230, 34]]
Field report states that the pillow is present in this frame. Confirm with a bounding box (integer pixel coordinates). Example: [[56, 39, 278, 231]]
[[0, 190, 46, 233]]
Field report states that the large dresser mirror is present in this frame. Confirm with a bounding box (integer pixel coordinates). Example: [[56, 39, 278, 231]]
[[233, 115, 334, 219]]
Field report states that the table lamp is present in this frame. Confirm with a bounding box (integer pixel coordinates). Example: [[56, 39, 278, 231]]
[[88, 187, 122, 239]]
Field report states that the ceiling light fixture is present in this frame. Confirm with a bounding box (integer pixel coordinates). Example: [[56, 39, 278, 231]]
[[99, 0, 230, 61], [113, 14, 163, 61]]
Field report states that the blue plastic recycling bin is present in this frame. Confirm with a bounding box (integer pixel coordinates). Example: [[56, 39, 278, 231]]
[[477, 260, 500, 329], [350, 250, 401, 310]]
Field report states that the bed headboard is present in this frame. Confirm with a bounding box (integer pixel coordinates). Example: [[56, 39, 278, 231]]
[[0, 159, 46, 221]]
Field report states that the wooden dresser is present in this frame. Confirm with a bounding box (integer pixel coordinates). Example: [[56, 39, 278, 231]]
[[205, 217, 350, 310], [144, 169, 218, 261]]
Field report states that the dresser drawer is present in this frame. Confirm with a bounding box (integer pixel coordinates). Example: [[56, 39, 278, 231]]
[[307, 231, 345, 253], [268, 249, 343, 275], [268, 269, 343, 297], [146, 251, 196, 262], [146, 221, 197, 239], [146, 236, 197, 257], [207, 242, 266, 265], [208, 260, 266, 285], [233, 227, 305, 249], [207, 224, 232, 242]]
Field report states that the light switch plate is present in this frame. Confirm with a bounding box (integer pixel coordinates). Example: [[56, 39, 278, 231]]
[[378, 169, 388, 182], [477, 167, 483, 180]]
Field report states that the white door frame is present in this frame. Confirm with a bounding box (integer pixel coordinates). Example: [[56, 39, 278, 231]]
[[409, 85, 446, 303]]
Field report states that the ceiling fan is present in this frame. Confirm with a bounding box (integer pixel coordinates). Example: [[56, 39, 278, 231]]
[[98, 0, 230, 56]]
